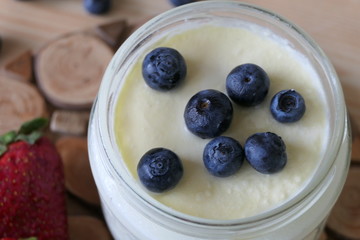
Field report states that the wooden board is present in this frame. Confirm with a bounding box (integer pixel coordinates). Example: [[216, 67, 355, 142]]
[[1, 0, 359, 239], [1, 0, 359, 127]]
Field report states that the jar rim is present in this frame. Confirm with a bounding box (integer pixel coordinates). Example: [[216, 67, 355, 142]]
[[95, 0, 346, 230]]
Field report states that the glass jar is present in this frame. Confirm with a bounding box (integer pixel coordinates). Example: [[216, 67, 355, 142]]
[[88, 1, 351, 239]]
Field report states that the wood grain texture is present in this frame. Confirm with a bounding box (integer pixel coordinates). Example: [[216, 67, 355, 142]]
[[1, 0, 359, 127]]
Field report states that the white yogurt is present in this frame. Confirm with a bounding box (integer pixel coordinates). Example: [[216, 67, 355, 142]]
[[114, 24, 328, 220], [88, 2, 350, 239]]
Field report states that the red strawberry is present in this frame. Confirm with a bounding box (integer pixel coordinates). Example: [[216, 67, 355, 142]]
[[0, 118, 68, 240], [1, 238, 37, 240]]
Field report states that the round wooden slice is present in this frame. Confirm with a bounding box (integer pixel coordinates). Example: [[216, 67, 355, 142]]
[[0, 35, 2, 54], [326, 166, 360, 239], [68, 216, 112, 240], [319, 231, 328, 240], [35, 33, 113, 109], [0, 75, 46, 134], [56, 136, 100, 205], [352, 136, 360, 163]]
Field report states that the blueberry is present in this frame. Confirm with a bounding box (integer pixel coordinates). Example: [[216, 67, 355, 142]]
[[84, 0, 111, 15], [137, 148, 183, 193], [244, 132, 287, 174], [226, 63, 270, 106], [184, 89, 233, 139], [142, 47, 187, 91], [169, 0, 194, 7], [203, 136, 244, 177], [270, 89, 306, 123]]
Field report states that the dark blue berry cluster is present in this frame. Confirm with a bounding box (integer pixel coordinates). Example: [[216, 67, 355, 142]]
[[138, 47, 306, 192]]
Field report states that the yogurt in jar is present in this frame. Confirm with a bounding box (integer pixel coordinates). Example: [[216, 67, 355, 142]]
[[114, 23, 328, 220], [88, 2, 350, 239]]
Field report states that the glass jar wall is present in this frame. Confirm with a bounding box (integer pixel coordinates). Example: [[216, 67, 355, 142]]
[[88, 2, 351, 239]]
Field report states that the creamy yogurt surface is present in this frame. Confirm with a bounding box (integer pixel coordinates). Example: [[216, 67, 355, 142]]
[[114, 23, 329, 220]]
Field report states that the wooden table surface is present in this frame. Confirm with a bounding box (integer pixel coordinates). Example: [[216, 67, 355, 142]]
[[1, 0, 360, 128], [1, 0, 359, 239]]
